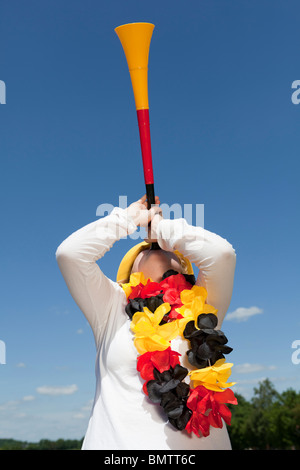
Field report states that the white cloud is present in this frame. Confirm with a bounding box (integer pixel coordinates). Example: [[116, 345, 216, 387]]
[[0, 400, 19, 411], [22, 395, 35, 402], [73, 412, 86, 419], [225, 306, 263, 322], [72, 399, 93, 419], [0, 394, 89, 442], [36, 384, 78, 396], [234, 363, 277, 374]]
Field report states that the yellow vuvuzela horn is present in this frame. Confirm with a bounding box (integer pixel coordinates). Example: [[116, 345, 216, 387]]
[[115, 22, 154, 111]]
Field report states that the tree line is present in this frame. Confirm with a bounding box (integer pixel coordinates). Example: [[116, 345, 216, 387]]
[[0, 438, 83, 450], [228, 379, 300, 449]]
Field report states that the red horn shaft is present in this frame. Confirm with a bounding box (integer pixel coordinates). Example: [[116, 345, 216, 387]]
[[136, 108, 156, 211], [136, 108, 154, 186]]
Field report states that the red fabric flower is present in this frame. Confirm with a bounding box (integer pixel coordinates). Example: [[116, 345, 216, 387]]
[[158, 274, 193, 320], [128, 283, 144, 300], [141, 280, 162, 298], [137, 348, 181, 395], [128, 279, 162, 301], [185, 385, 238, 436], [159, 274, 192, 294], [162, 287, 183, 320], [185, 412, 210, 437]]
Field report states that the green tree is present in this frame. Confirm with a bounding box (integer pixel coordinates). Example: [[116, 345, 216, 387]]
[[249, 379, 280, 449], [228, 379, 300, 449], [227, 393, 253, 449]]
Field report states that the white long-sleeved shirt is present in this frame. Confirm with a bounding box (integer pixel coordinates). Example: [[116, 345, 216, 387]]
[[56, 207, 236, 450]]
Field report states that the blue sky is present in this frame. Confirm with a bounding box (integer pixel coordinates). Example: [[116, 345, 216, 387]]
[[0, 0, 300, 442]]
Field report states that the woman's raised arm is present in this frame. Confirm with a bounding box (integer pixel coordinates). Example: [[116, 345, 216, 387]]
[[156, 217, 236, 327]]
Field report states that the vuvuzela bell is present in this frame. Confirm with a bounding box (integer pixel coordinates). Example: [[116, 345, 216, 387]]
[[114, 22, 154, 111]]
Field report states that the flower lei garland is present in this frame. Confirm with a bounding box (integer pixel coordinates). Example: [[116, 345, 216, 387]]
[[122, 269, 238, 438]]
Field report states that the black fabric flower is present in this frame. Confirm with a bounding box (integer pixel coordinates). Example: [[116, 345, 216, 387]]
[[125, 294, 164, 320], [183, 313, 233, 369], [146, 293, 165, 313], [146, 365, 192, 430], [125, 298, 146, 320], [147, 365, 188, 403], [161, 385, 192, 431]]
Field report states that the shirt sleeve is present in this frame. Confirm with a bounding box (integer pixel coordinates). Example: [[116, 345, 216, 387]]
[[156, 218, 236, 327], [55, 207, 138, 343]]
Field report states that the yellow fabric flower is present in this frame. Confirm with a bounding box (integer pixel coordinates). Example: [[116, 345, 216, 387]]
[[121, 272, 152, 299], [180, 285, 208, 306], [130, 303, 180, 354], [189, 358, 236, 392], [176, 285, 218, 334]]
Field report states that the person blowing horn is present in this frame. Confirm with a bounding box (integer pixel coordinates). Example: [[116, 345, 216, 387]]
[[56, 21, 237, 451]]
